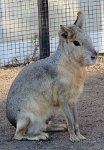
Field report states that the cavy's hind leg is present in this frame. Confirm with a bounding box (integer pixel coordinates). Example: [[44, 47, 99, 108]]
[[45, 122, 67, 132], [22, 132, 49, 141], [27, 119, 49, 140], [14, 115, 49, 141], [14, 116, 30, 140]]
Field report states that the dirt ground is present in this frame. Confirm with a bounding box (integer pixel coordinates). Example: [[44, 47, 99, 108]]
[[0, 59, 104, 150]]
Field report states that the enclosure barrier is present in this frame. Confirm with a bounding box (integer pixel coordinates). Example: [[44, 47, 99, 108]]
[[0, 0, 103, 66]]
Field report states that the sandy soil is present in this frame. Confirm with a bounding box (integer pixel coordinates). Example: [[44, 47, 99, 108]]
[[0, 60, 104, 150]]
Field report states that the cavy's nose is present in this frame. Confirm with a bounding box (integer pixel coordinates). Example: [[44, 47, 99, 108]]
[[91, 50, 98, 60], [94, 51, 98, 56]]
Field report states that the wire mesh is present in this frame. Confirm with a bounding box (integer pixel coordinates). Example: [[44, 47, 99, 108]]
[[0, 0, 39, 66], [0, 0, 103, 66]]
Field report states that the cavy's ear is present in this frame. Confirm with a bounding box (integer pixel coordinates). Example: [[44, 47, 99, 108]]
[[74, 11, 85, 29], [59, 25, 73, 39], [60, 25, 69, 32]]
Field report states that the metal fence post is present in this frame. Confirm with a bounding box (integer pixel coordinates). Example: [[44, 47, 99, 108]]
[[38, 0, 50, 59]]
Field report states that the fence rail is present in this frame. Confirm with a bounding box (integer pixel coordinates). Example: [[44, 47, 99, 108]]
[[0, 0, 103, 66]]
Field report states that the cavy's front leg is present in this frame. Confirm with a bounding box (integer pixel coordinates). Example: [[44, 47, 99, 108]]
[[59, 95, 80, 142], [69, 102, 86, 140]]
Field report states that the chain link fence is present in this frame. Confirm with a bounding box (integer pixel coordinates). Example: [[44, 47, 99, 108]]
[[0, 0, 103, 66], [0, 0, 39, 66]]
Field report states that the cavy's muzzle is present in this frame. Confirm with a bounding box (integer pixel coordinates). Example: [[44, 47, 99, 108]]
[[91, 51, 98, 60]]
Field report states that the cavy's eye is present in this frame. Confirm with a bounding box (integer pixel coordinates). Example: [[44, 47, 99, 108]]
[[61, 32, 68, 39], [73, 41, 80, 46]]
